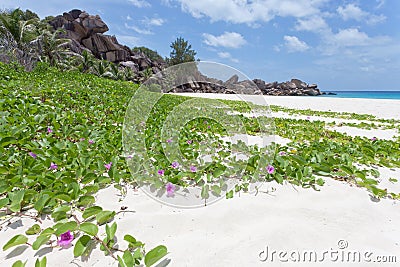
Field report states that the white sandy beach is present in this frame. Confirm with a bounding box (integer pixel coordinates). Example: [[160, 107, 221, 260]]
[[1, 95, 399, 267]]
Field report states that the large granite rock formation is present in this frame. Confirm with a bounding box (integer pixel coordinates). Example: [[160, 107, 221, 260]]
[[170, 75, 320, 96], [49, 9, 165, 74], [254, 78, 322, 96]]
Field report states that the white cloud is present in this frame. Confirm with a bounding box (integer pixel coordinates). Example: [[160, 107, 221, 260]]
[[125, 23, 153, 35], [332, 28, 370, 47], [203, 32, 246, 48], [128, 0, 151, 8], [283, 35, 310, 52], [337, 4, 386, 25], [176, 0, 327, 24], [217, 51, 239, 62], [295, 16, 329, 33], [142, 17, 165, 26]]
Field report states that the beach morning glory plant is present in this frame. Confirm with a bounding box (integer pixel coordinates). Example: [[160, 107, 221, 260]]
[[166, 182, 176, 197], [58, 231, 74, 248]]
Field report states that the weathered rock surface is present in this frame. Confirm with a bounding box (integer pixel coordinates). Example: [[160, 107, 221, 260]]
[[252, 78, 322, 96], [48, 9, 166, 76], [168, 74, 320, 96]]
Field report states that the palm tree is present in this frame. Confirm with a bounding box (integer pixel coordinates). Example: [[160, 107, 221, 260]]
[[0, 9, 39, 68], [0, 8, 38, 49], [33, 29, 74, 67], [78, 50, 95, 73]]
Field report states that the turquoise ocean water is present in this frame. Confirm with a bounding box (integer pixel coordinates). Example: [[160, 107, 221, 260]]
[[318, 91, 400, 100]]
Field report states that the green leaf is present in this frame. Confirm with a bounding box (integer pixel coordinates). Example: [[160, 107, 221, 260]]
[[12, 260, 27, 267], [213, 167, 225, 178], [274, 173, 284, 184], [201, 185, 209, 199], [124, 235, 136, 244], [118, 255, 126, 267], [73, 235, 91, 257], [0, 197, 9, 209], [144, 245, 168, 267], [82, 206, 103, 219], [123, 250, 134, 267], [51, 211, 67, 222], [105, 222, 117, 241], [80, 222, 98, 236], [316, 178, 325, 186], [0, 136, 16, 147], [35, 256, 47, 267], [96, 210, 115, 225], [26, 224, 41, 235], [54, 221, 78, 236], [226, 190, 234, 199], [9, 190, 25, 212], [34, 194, 50, 213], [211, 185, 221, 196], [32, 234, 51, 250], [77, 195, 95, 207], [3, 235, 28, 250]]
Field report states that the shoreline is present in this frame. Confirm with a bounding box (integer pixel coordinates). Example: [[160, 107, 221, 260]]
[[174, 93, 400, 120]]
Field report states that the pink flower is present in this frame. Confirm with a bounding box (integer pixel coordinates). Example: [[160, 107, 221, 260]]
[[104, 162, 112, 171], [166, 182, 176, 197], [266, 165, 275, 174], [371, 137, 377, 141], [88, 140, 94, 144], [158, 169, 165, 176], [306, 116, 310, 120], [49, 162, 58, 170], [190, 166, 197, 172], [166, 139, 172, 143], [28, 152, 37, 159], [47, 127, 53, 134], [171, 161, 179, 169], [187, 140, 192, 144], [58, 230, 74, 248], [278, 151, 287, 156], [80, 138, 85, 141]]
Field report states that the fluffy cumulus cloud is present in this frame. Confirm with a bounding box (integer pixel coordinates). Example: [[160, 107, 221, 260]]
[[337, 3, 386, 25], [203, 32, 246, 48], [331, 28, 370, 47], [128, 0, 151, 8], [217, 52, 239, 62], [283, 35, 310, 52], [175, 0, 326, 24], [295, 16, 329, 33]]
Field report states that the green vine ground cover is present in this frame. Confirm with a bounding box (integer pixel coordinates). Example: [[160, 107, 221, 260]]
[[0, 62, 399, 266]]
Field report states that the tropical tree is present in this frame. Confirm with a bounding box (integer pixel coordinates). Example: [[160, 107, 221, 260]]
[[33, 29, 74, 67], [0, 8, 39, 49], [78, 50, 95, 73], [167, 37, 197, 66], [0, 9, 40, 68]]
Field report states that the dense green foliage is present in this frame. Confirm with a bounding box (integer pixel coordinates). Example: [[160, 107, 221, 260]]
[[0, 62, 167, 266], [167, 37, 197, 66]]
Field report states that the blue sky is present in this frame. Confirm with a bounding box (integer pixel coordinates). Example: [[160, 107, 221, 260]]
[[1, 0, 399, 91]]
